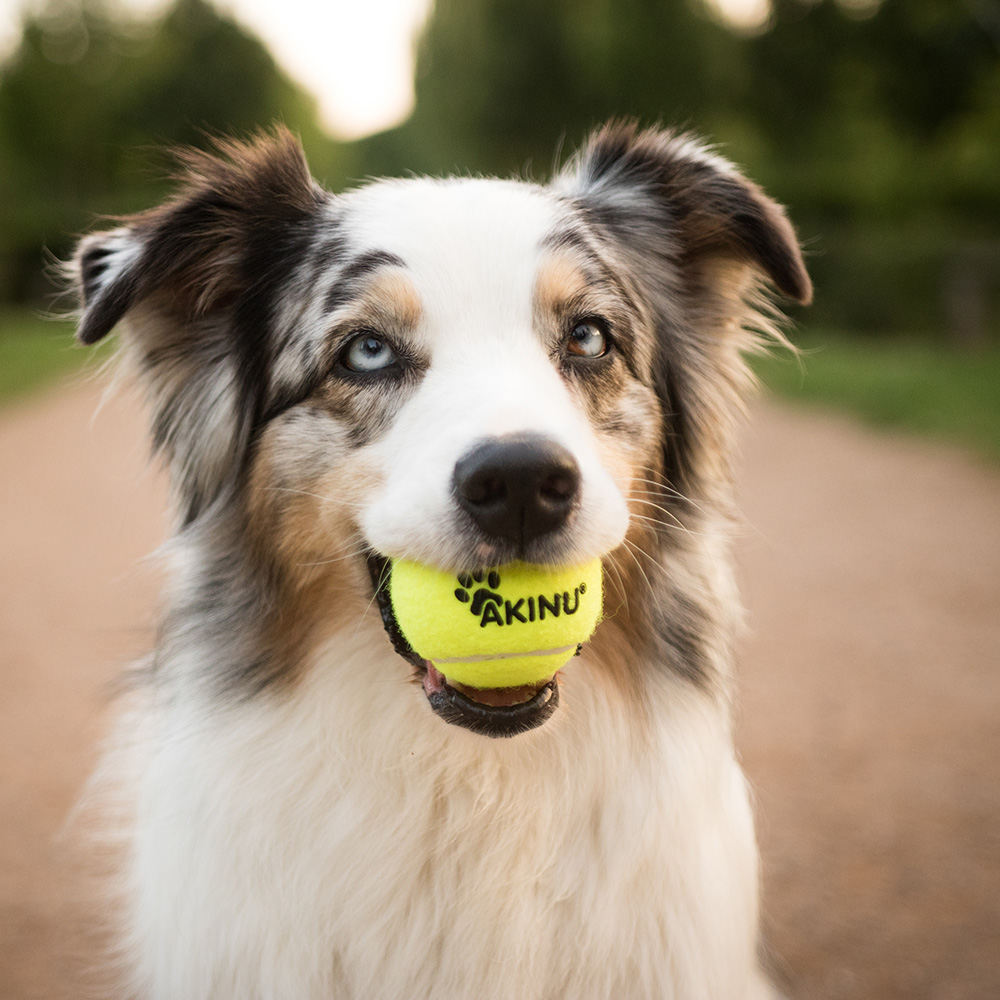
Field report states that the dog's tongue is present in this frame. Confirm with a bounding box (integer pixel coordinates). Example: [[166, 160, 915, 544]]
[[422, 663, 550, 707]]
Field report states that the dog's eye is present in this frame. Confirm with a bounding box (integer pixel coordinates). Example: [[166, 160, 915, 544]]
[[566, 320, 609, 359], [342, 332, 398, 373]]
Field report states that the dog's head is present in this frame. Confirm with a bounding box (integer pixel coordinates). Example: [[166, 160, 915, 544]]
[[73, 123, 809, 736]]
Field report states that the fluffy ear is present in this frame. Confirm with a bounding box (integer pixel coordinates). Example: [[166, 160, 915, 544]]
[[555, 121, 811, 305], [75, 127, 323, 344], [554, 123, 811, 497], [72, 128, 325, 523]]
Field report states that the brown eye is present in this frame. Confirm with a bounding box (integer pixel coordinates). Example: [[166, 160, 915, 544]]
[[566, 319, 609, 359]]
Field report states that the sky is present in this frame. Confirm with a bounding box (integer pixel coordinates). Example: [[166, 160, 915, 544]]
[[0, 0, 764, 140]]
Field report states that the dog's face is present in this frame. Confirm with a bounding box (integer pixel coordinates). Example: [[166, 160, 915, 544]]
[[74, 124, 809, 736], [301, 177, 639, 572]]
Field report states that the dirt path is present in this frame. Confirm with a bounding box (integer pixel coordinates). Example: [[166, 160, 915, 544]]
[[1, 377, 998, 1000]]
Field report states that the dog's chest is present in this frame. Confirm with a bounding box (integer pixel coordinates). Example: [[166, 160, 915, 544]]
[[133, 657, 759, 999]]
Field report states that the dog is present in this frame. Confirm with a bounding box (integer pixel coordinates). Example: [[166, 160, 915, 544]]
[[72, 121, 810, 999]]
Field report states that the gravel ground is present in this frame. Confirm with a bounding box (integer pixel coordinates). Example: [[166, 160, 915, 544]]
[[1, 378, 997, 999]]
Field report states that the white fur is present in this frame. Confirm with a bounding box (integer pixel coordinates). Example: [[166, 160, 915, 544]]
[[117, 636, 766, 1000]]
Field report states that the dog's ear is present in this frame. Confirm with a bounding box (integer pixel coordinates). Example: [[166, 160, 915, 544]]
[[554, 123, 810, 497], [72, 128, 325, 523], [554, 121, 811, 306], [75, 127, 324, 345]]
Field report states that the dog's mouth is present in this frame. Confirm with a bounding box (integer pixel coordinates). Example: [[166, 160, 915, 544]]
[[366, 553, 559, 737]]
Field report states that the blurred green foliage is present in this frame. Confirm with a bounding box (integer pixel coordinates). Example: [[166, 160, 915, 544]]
[[0, 309, 107, 403], [753, 330, 1000, 462], [0, 0, 998, 338], [0, 0, 350, 302]]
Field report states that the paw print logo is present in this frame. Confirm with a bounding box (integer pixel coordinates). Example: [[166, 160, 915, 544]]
[[454, 570, 502, 616]]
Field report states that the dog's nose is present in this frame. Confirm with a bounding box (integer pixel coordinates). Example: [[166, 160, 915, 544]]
[[453, 434, 581, 546]]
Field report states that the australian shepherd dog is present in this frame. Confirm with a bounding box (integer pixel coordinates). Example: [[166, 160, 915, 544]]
[[72, 121, 810, 999]]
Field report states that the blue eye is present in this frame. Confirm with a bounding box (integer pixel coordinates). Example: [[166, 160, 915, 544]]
[[566, 320, 609, 359], [343, 332, 398, 373]]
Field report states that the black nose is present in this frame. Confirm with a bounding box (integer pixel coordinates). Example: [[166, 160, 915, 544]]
[[453, 434, 581, 546]]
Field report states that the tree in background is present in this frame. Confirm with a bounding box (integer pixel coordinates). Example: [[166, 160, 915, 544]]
[[0, 0, 345, 301], [741, 0, 1000, 334], [361, 0, 744, 178]]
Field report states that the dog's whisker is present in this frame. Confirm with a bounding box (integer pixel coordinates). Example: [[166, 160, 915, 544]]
[[627, 499, 703, 538], [295, 546, 370, 569], [632, 484, 708, 514], [627, 508, 712, 541], [628, 488, 700, 513], [601, 550, 631, 619], [266, 486, 367, 509], [630, 481, 712, 519], [627, 497, 689, 521], [620, 537, 667, 620], [350, 556, 394, 644]]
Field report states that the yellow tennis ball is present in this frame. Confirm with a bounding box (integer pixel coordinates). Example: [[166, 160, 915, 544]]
[[389, 559, 603, 689]]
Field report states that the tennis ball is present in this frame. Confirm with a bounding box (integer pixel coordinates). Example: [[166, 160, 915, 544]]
[[389, 558, 603, 689]]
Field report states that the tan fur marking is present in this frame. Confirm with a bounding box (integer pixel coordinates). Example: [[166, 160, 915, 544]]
[[343, 272, 423, 334], [244, 413, 386, 687], [534, 254, 592, 318], [366, 273, 423, 329]]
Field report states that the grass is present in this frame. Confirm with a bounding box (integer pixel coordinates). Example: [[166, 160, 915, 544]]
[[754, 329, 1000, 464], [1, 309, 998, 464], [0, 309, 113, 407]]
